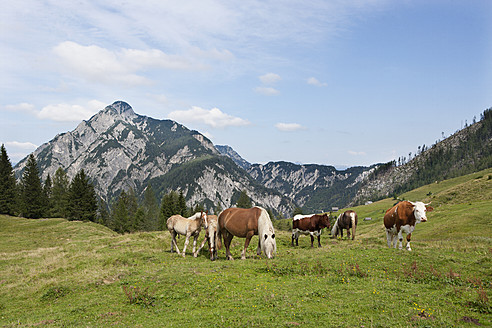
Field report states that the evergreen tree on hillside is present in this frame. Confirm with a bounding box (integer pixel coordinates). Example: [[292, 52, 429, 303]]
[[178, 190, 187, 216], [43, 174, 53, 217], [51, 167, 69, 218], [20, 154, 45, 219], [111, 191, 129, 233], [0, 144, 17, 215], [142, 185, 159, 231], [96, 198, 109, 226], [236, 190, 252, 208], [67, 170, 97, 221], [159, 191, 180, 230]]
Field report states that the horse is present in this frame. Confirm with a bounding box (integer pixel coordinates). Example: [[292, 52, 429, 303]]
[[331, 210, 358, 240], [166, 211, 208, 257], [217, 206, 276, 260], [194, 214, 219, 261]]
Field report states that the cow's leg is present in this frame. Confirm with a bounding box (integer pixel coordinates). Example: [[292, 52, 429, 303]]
[[310, 234, 315, 248], [291, 232, 295, 246], [397, 230, 403, 250], [317, 234, 322, 248], [295, 232, 299, 246], [223, 231, 234, 260], [242, 231, 255, 259], [386, 230, 392, 248], [406, 233, 412, 251]]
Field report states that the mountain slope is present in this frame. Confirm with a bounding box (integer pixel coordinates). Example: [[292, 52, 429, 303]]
[[351, 108, 492, 205], [14, 101, 294, 214], [248, 161, 374, 212]]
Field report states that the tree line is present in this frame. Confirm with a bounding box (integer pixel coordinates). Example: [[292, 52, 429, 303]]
[[0, 145, 262, 233]]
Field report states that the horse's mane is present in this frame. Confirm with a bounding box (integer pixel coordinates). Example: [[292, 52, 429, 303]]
[[331, 213, 341, 236]]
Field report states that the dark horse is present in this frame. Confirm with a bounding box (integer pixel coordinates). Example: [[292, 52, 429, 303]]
[[331, 210, 358, 240]]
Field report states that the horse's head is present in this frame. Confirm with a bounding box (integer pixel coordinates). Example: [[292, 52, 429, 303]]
[[200, 211, 209, 229], [262, 229, 276, 259]]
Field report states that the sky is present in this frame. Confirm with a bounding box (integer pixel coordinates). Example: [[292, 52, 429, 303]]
[[1, 0, 491, 168]]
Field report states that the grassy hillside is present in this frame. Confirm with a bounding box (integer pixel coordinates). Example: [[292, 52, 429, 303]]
[[0, 169, 491, 327]]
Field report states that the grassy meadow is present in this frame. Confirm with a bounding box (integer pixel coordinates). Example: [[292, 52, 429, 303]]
[[0, 169, 491, 327]]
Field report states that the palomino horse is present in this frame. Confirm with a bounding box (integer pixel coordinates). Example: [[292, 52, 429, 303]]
[[194, 214, 219, 261], [331, 210, 358, 240], [218, 206, 276, 260], [167, 211, 208, 257]]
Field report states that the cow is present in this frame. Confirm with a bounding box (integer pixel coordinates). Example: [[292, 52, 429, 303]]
[[291, 213, 331, 248], [384, 201, 433, 251], [331, 210, 358, 240]]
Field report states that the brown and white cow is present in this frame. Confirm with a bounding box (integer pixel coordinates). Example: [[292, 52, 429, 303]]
[[291, 213, 331, 248], [384, 201, 433, 251]]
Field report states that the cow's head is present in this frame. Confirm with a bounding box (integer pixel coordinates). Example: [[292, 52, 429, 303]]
[[320, 214, 331, 228], [410, 201, 433, 223]]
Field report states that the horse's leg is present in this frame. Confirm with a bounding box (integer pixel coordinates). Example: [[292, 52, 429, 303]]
[[242, 231, 255, 259], [223, 231, 234, 260], [195, 233, 207, 257], [257, 237, 261, 256], [340, 229, 344, 239], [192, 233, 198, 257], [182, 233, 191, 257], [172, 232, 182, 255], [347, 227, 351, 239], [170, 231, 175, 253]]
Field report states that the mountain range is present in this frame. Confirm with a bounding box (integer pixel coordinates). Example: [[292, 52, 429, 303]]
[[14, 101, 491, 216]]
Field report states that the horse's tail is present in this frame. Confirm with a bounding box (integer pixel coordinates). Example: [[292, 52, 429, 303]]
[[331, 213, 341, 236], [350, 211, 357, 240], [216, 210, 224, 250]]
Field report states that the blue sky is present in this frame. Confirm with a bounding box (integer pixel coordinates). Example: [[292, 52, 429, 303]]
[[1, 1, 491, 167]]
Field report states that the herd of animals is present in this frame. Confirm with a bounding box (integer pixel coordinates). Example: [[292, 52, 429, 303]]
[[166, 201, 434, 261]]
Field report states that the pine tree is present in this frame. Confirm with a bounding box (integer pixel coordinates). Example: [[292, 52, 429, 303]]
[[96, 198, 109, 226], [67, 170, 97, 221], [178, 190, 187, 216], [142, 185, 159, 231], [0, 144, 17, 215], [111, 191, 129, 233], [236, 189, 252, 208], [20, 154, 45, 219], [43, 174, 53, 217], [51, 167, 69, 218]]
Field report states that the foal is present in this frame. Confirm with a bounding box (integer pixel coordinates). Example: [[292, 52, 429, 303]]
[[167, 211, 208, 257]]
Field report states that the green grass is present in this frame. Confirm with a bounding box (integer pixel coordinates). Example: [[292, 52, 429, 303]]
[[0, 168, 491, 327]]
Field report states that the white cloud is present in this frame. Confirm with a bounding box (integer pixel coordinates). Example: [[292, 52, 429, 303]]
[[348, 150, 367, 156], [168, 106, 250, 128], [259, 73, 281, 84], [53, 41, 203, 85], [4, 100, 106, 122], [254, 87, 280, 96], [4, 103, 36, 114], [4, 141, 38, 150], [38, 100, 106, 122], [307, 77, 328, 87], [275, 122, 306, 132]]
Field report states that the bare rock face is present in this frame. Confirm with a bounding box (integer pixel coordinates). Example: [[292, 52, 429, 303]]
[[14, 101, 294, 215]]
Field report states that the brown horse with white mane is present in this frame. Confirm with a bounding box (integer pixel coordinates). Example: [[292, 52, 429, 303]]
[[167, 211, 208, 257], [218, 207, 276, 260]]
